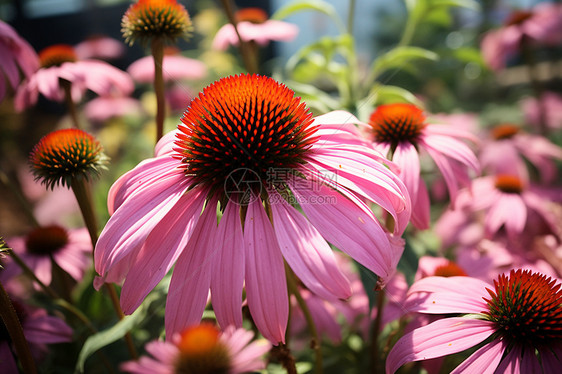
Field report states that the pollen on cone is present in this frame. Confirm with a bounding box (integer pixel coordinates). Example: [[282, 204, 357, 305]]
[[121, 0, 192, 46], [369, 103, 427, 143]]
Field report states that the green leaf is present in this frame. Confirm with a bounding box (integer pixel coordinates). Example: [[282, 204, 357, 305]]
[[370, 46, 438, 79], [430, 0, 480, 11], [75, 290, 162, 373], [271, 0, 346, 33], [369, 85, 424, 107]]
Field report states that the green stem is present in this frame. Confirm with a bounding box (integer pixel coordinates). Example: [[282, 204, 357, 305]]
[[219, 0, 258, 74], [0, 281, 37, 374], [347, 0, 356, 34], [70, 178, 138, 359], [370, 290, 385, 374], [398, 15, 418, 47], [70, 178, 98, 248], [285, 262, 324, 374], [61, 79, 82, 129], [151, 37, 166, 144]]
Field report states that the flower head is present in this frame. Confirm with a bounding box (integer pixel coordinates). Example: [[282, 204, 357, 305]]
[[122, 324, 270, 374], [366, 103, 479, 230], [480, 123, 562, 184], [15, 44, 133, 111], [29, 129, 108, 189], [481, 3, 562, 70], [121, 0, 192, 46], [95, 74, 410, 343], [38, 44, 78, 68], [3, 226, 92, 285], [387, 269, 562, 373]]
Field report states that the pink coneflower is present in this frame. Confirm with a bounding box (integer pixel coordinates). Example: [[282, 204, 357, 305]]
[[74, 35, 125, 60], [212, 7, 298, 50], [456, 175, 560, 240], [14, 44, 133, 111], [366, 103, 479, 229], [122, 324, 270, 374], [0, 295, 73, 372], [127, 47, 206, 83], [4, 225, 92, 286], [481, 3, 562, 70], [94, 74, 410, 343], [387, 269, 562, 373], [0, 20, 39, 103], [522, 91, 562, 131], [480, 123, 562, 184]]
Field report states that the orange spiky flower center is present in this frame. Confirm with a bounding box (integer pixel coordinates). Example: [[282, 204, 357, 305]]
[[433, 261, 468, 277], [505, 10, 533, 26], [121, 0, 192, 45], [25, 225, 69, 256], [174, 324, 231, 374], [235, 8, 268, 24], [39, 45, 77, 68], [494, 175, 523, 194], [175, 74, 317, 203], [491, 124, 520, 140], [369, 103, 427, 145], [483, 269, 562, 348], [29, 129, 107, 189]]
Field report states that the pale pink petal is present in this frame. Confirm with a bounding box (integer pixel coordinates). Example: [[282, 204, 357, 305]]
[[127, 55, 206, 83], [386, 317, 494, 374], [424, 123, 479, 143], [407, 276, 489, 298], [212, 20, 298, 49], [421, 134, 479, 174], [164, 200, 218, 336], [120, 189, 206, 314], [23, 255, 52, 286], [480, 141, 527, 182], [244, 199, 288, 344], [269, 189, 351, 300], [210, 201, 245, 328], [222, 327, 271, 373], [484, 193, 527, 237], [154, 130, 181, 158], [450, 339, 505, 374], [304, 293, 342, 342], [289, 179, 398, 281], [145, 340, 178, 364], [411, 177, 430, 229], [75, 36, 125, 60]]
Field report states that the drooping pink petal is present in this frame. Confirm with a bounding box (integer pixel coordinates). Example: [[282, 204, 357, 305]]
[[107, 156, 183, 214], [494, 345, 521, 373], [410, 177, 430, 229], [95, 168, 189, 283], [165, 199, 218, 336], [221, 326, 271, 373], [210, 201, 245, 328], [308, 149, 410, 234], [289, 178, 398, 281], [23, 310, 73, 343], [269, 189, 351, 301], [120, 189, 206, 314], [450, 339, 505, 374], [244, 199, 288, 344], [385, 317, 494, 374]]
